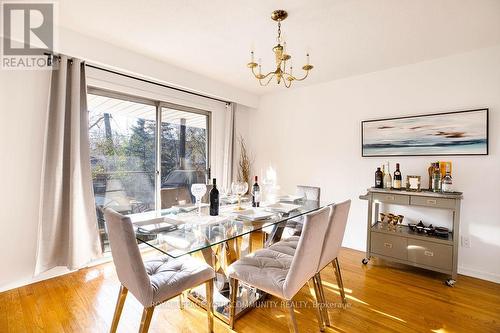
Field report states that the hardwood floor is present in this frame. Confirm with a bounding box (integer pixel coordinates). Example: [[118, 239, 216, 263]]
[[1, 247, 499, 333]]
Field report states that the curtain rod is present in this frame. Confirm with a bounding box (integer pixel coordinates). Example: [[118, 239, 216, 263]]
[[44, 53, 230, 105], [85, 64, 230, 105]]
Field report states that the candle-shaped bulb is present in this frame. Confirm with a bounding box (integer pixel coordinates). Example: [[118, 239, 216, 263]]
[[258, 58, 262, 75], [306, 53, 310, 64], [290, 65, 293, 76], [251, 51, 254, 63]]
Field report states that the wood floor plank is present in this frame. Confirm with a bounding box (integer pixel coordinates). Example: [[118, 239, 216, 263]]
[[0, 248, 499, 333]]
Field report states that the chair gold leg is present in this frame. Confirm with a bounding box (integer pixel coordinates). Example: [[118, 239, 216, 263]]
[[179, 292, 185, 310], [285, 300, 299, 333], [205, 280, 214, 333], [229, 278, 239, 329], [110, 285, 128, 333], [315, 273, 330, 327], [308, 279, 325, 332], [332, 258, 347, 304], [138, 306, 155, 333]]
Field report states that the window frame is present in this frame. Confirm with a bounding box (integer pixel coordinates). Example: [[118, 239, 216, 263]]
[[87, 86, 212, 213]]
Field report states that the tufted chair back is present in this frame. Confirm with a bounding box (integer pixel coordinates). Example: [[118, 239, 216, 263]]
[[283, 206, 331, 299], [296, 185, 321, 202], [318, 200, 351, 270], [104, 208, 154, 307]]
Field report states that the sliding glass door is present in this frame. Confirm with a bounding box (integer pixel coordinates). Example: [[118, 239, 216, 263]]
[[87, 90, 210, 251], [160, 107, 209, 209]]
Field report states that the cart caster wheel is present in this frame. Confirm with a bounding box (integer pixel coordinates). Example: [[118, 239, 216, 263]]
[[362, 258, 369, 265], [445, 279, 456, 287]]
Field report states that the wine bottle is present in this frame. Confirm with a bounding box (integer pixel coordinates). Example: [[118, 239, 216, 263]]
[[383, 162, 392, 189], [252, 176, 260, 207], [375, 167, 383, 188], [432, 162, 442, 192], [441, 163, 453, 192], [209, 178, 219, 216], [393, 163, 402, 189]]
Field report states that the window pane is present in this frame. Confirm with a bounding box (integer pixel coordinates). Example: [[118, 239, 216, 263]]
[[88, 93, 156, 251], [160, 107, 208, 208]]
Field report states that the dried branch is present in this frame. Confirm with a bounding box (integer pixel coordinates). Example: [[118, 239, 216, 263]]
[[237, 135, 252, 193]]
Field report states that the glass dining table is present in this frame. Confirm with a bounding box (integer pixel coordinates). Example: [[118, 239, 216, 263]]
[[128, 197, 332, 323]]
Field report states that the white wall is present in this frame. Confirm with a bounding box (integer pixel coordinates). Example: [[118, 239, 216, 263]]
[[0, 70, 52, 291], [241, 46, 500, 283]]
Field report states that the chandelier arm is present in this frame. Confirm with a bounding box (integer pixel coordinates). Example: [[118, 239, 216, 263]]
[[250, 66, 260, 79], [291, 69, 311, 81], [283, 78, 292, 88], [251, 66, 276, 80], [259, 74, 275, 86]]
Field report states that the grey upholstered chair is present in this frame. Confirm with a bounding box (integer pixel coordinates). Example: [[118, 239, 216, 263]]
[[296, 185, 321, 201], [227, 206, 331, 332], [268, 200, 351, 329], [160, 187, 192, 209], [287, 185, 321, 236], [263, 185, 321, 246], [104, 208, 215, 333]]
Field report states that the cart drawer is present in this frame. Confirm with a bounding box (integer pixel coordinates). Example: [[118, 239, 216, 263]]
[[371, 232, 407, 260], [373, 193, 409, 205], [407, 239, 452, 270], [410, 196, 456, 209]]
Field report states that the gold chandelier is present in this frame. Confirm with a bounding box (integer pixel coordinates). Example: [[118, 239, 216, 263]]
[[247, 10, 313, 88]]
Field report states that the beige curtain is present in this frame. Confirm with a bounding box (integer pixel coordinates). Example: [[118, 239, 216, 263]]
[[221, 103, 235, 191], [35, 56, 101, 275]]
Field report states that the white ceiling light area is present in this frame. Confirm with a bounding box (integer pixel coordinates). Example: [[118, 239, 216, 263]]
[[58, 0, 500, 95]]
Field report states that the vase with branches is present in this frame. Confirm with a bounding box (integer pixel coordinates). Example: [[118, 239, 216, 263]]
[[237, 135, 252, 194]]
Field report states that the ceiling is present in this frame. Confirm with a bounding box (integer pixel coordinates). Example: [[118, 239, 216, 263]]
[[58, 0, 500, 95]]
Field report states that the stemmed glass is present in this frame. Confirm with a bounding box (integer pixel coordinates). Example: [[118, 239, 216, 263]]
[[191, 183, 207, 216], [231, 181, 248, 211]]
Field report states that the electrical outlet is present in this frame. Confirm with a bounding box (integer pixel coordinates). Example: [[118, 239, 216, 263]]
[[461, 236, 471, 248]]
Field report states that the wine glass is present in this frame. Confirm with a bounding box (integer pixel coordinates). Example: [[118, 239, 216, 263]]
[[191, 183, 207, 216], [231, 181, 248, 211]]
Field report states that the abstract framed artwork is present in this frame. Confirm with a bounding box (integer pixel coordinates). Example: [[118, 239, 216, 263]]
[[362, 109, 488, 157]]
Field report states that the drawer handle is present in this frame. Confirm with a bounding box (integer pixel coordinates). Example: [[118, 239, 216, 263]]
[[426, 199, 437, 205], [384, 242, 393, 249], [424, 250, 434, 257]]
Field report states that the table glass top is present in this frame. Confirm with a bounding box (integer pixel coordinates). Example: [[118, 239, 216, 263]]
[[130, 199, 330, 258]]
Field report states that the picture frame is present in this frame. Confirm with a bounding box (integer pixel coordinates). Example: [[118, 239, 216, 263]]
[[361, 109, 488, 157], [406, 175, 421, 191]]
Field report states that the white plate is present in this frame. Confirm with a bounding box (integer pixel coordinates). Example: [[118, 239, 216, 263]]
[[172, 203, 209, 212], [265, 203, 302, 214], [278, 195, 304, 203], [137, 222, 177, 233], [236, 208, 275, 221], [164, 214, 228, 226], [222, 196, 249, 204]]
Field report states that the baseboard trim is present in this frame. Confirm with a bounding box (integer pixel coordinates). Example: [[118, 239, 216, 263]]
[[458, 266, 500, 284]]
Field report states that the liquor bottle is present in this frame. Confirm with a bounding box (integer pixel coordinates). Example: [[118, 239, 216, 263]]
[[432, 163, 442, 192], [441, 163, 453, 192], [393, 163, 402, 189], [375, 167, 383, 188], [252, 176, 260, 207], [383, 162, 392, 189], [209, 178, 219, 216], [427, 163, 434, 189]]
